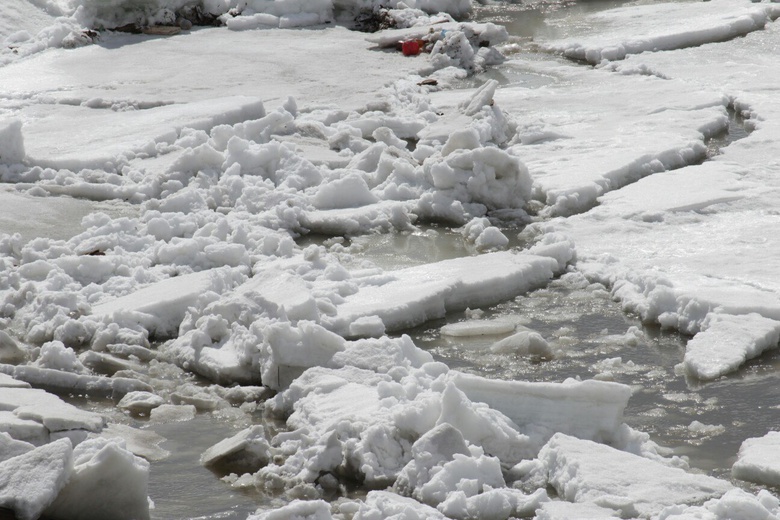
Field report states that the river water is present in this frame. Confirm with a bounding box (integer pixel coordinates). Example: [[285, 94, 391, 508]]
[[55, 1, 777, 517]]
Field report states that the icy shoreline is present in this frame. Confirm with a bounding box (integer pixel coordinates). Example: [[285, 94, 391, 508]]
[[3, 0, 780, 519]]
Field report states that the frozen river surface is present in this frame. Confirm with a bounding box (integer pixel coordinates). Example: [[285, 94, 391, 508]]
[[2, 0, 780, 519]]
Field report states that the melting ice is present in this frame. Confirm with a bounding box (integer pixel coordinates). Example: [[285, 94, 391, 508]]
[[3, 0, 780, 518]]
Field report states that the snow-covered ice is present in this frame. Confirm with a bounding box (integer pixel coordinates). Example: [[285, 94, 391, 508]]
[[3, 0, 780, 518], [537, 433, 732, 518], [732, 431, 780, 487]]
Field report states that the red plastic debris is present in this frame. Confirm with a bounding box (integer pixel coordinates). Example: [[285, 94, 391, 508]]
[[402, 40, 420, 56]]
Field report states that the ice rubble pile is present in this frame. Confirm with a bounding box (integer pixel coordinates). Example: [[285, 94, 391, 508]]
[[0, 81, 538, 396], [0, 375, 150, 520], [4, 0, 780, 518]]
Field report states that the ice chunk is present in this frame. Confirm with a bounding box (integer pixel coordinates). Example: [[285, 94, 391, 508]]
[[32, 341, 88, 374], [356, 490, 446, 519], [0, 411, 48, 445], [683, 313, 780, 380], [394, 423, 471, 499], [329, 335, 433, 375], [461, 79, 498, 117], [732, 431, 780, 487], [659, 488, 780, 520], [0, 387, 105, 434], [201, 425, 272, 473], [100, 424, 169, 462], [90, 267, 245, 337], [439, 487, 549, 520], [0, 364, 152, 399], [44, 438, 150, 520], [0, 432, 33, 462], [348, 316, 387, 339], [24, 97, 265, 170], [117, 391, 165, 416], [236, 269, 319, 323], [535, 500, 622, 520], [490, 330, 552, 357], [437, 382, 534, 464], [451, 373, 631, 444], [0, 438, 73, 520], [0, 372, 29, 389], [328, 248, 569, 335], [149, 404, 196, 423], [0, 332, 26, 365], [0, 118, 24, 165], [440, 319, 515, 337], [538, 433, 732, 518], [249, 499, 332, 520], [313, 173, 379, 210]]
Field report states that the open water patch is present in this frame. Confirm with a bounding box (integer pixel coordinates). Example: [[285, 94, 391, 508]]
[[704, 104, 752, 159]]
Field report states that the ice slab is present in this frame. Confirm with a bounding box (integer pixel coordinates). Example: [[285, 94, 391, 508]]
[[683, 313, 780, 380], [0, 372, 29, 389], [0, 432, 33, 462], [0, 118, 24, 165], [535, 500, 621, 520], [89, 267, 244, 337], [301, 201, 416, 236], [200, 425, 271, 473], [0, 187, 137, 242], [440, 319, 516, 337], [0, 438, 73, 520], [100, 424, 170, 462], [0, 411, 48, 445], [0, 386, 105, 433], [44, 438, 150, 520], [539, 433, 732, 518], [0, 364, 152, 399], [451, 372, 631, 444], [22, 96, 265, 170], [0, 25, 418, 112], [539, 0, 780, 64], [327, 247, 571, 335], [732, 431, 780, 487], [490, 63, 728, 217]]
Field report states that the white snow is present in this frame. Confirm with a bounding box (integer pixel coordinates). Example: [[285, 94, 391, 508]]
[[3, 0, 780, 517]]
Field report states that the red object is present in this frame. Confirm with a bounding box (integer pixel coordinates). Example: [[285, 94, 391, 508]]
[[402, 40, 420, 56]]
